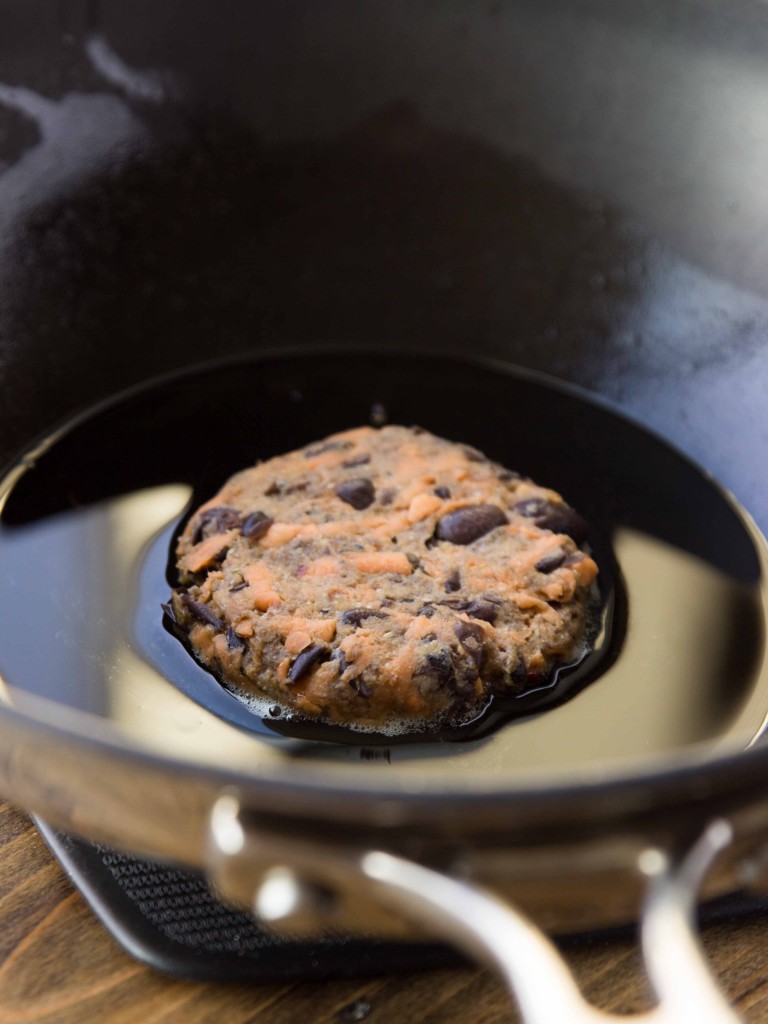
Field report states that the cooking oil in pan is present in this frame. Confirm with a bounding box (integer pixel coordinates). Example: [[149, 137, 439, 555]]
[[0, 351, 765, 783]]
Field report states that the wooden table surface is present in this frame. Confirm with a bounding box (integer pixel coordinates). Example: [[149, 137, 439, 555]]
[[3, 800, 768, 1023]]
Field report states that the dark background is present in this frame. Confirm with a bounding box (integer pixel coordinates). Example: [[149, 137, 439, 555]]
[[1, 0, 767, 528]]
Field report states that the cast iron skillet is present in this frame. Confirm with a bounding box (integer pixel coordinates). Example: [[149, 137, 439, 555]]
[[4, 2, 768, 1020], [0, 346, 767, 1024]]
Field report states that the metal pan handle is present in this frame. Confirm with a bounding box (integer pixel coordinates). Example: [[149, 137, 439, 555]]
[[208, 797, 740, 1023], [360, 820, 739, 1024]]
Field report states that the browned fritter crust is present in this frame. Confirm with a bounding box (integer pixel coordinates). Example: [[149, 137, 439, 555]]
[[170, 425, 598, 729]]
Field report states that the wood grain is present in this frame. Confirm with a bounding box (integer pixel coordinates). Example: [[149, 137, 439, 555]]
[[2, 800, 768, 1023]]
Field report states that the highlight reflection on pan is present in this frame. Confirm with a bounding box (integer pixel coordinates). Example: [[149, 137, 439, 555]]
[[0, 351, 765, 786]]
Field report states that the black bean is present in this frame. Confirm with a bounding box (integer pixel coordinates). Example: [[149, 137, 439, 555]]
[[209, 506, 241, 530], [464, 599, 499, 624], [191, 506, 241, 543], [417, 648, 456, 690], [444, 569, 461, 593], [436, 504, 508, 545], [212, 544, 230, 564], [349, 677, 372, 697], [514, 498, 588, 544], [339, 607, 389, 626], [183, 597, 222, 629], [335, 478, 375, 510], [454, 620, 486, 671], [535, 550, 567, 574], [433, 485, 451, 499], [226, 626, 246, 650], [542, 507, 588, 544], [462, 445, 486, 463], [454, 619, 485, 644], [287, 643, 329, 683], [305, 439, 353, 457], [439, 595, 500, 616], [342, 453, 371, 468], [229, 580, 249, 592], [241, 510, 275, 540], [336, 649, 349, 675]]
